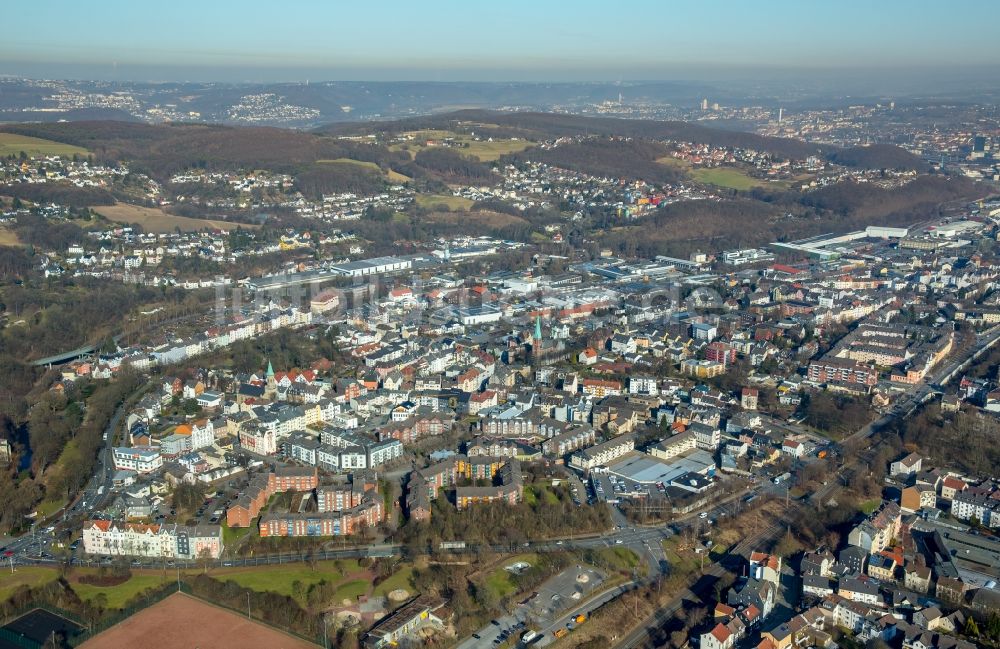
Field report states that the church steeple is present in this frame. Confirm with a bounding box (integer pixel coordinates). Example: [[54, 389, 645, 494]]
[[265, 359, 276, 398], [534, 315, 543, 343]]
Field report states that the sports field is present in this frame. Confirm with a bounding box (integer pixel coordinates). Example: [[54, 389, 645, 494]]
[[79, 592, 318, 649], [0, 133, 89, 158], [93, 204, 254, 233]]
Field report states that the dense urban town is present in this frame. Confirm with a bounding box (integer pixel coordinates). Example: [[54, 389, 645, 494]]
[[2, 58, 1000, 649]]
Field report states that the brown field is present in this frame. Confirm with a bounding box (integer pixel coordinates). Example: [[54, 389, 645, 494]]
[[0, 226, 21, 246], [424, 209, 527, 228], [655, 155, 692, 168], [80, 592, 318, 649], [93, 204, 255, 233], [317, 157, 411, 183]]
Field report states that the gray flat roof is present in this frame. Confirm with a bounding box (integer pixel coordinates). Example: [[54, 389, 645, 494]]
[[607, 449, 714, 484]]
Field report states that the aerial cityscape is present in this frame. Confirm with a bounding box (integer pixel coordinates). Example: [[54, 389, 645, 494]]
[[3, 2, 1000, 648]]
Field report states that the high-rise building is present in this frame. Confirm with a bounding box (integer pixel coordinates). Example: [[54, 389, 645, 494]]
[[700, 98, 709, 111]]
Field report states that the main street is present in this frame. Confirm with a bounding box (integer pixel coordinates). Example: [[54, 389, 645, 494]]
[[1, 394, 129, 563]]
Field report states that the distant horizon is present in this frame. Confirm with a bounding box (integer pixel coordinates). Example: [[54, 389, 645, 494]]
[[5, 65, 1000, 99], [5, 0, 1000, 88]]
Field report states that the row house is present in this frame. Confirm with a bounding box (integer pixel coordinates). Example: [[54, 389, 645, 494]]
[[82, 520, 222, 559]]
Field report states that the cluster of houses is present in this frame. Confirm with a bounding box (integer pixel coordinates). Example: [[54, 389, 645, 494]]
[[712, 450, 1000, 649]]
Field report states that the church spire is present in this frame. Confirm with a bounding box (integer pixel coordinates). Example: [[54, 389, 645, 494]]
[[266, 359, 275, 379], [534, 315, 543, 343]]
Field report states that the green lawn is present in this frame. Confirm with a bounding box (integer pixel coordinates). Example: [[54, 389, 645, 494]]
[[597, 547, 640, 571], [219, 559, 362, 604], [860, 499, 881, 515], [332, 579, 369, 603], [524, 484, 560, 506], [72, 574, 169, 609], [0, 133, 89, 158], [34, 499, 65, 520], [373, 565, 415, 598], [484, 568, 518, 599], [221, 519, 252, 548], [0, 566, 60, 603], [414, 193, 475, 211], [691, 166, 781, 191]]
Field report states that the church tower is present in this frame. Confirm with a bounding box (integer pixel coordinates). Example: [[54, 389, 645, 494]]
[[265, 359, 276, 398]]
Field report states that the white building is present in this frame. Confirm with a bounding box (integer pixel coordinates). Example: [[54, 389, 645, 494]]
[[113, 447, 163, 474], [569, 435, 635, 471]]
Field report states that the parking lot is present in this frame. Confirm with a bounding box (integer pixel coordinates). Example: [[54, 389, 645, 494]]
[[456, 564, 605, 649], [526, 565, 603, 622]]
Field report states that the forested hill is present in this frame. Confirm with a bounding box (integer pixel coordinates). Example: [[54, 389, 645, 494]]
[[827, 143, 929, 171], [317, 109, 823, 159], [317, 109, 928, 171], [0, 121, 496, 191]]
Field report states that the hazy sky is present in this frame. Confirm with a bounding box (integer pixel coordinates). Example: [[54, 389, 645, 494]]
[[3, 0, 999, 82]]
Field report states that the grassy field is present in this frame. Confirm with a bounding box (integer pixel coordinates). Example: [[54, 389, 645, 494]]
[[597, 547, 641, 571], [860, 499, 881, 514], [690, 166, 772, 191], [0, 566, 60, 602], [372, 565, 414, 598], [424, 210, 527, 231], [94, 204, 254, 233], [461, 139, 533, 161], [72, 574, 169, 609], [217, 559, 362, 605], [392, 129, 532, 161], [331, 579, 369, 603], [220, 520, 252, 548], [34, 498, 65, 519], [0, 133, 89, 158], [385, 169, 411, 183], [484, 567, 518, 599], [661, 537, 700, 576], [415, 193, 475, 211], [655, 155, 692, 168], [524, 484, 560, 506], [317, 157, 380, 171], [0, 227, 21, 246], [318, 157, 411, 183]]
